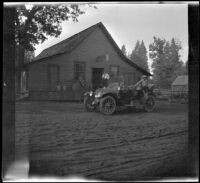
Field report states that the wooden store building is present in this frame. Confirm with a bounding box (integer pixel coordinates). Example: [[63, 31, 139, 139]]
[[22, 22, 151, 101]]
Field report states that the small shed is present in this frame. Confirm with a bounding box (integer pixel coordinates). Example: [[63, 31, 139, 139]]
[[171, 75, 188, 93]]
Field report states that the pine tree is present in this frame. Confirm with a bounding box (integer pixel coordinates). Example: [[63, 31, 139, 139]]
[[149, 36, 184, 88], [130, 40, 149, 72], [130, 40, 140, 65], [121, 44, 127, 57], [138, 40, 149, 71]]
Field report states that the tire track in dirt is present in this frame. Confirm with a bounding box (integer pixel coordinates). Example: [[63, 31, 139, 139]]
[[69, 132, 188, 178], [30, 130, 188, 178], [30, 129, 187, 156], [15, 101, 188, 178]]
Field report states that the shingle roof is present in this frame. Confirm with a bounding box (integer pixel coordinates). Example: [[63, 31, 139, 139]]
[[172, 75, 188, 86], [29, 22, 151, 76], [34, 23, 98, 61]]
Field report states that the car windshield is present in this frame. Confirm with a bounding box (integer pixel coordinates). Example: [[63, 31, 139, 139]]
[[107, 75, 124, 88], [107, 82, 120, 88]]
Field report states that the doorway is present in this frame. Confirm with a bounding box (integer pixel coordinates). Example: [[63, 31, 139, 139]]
[[92, 68, 104, 90]]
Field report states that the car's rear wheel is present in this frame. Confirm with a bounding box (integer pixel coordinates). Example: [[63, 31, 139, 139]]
[[99, 95, 116, 115], [143, 95, 155, 112], [84, 96, 95, 112]]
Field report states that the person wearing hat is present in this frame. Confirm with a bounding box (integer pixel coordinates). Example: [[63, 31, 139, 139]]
[[102, 72, 110, 88], [135, 75, 148, 88], [134, 75, 149, 99]]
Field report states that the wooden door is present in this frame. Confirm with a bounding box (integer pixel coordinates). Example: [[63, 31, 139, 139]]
[[92, 68, 104, 90]]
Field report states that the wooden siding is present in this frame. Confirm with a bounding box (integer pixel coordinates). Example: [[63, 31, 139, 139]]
[[28, 63, 48, 91], [28, 26, 143, 100], [68, 27, 142, 85], [28, 53, 73, 92], [172, 85, 188, 92]]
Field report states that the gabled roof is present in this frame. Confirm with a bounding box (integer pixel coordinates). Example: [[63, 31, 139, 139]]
[[172, 75, 188, 86], [29, 22, 151, 76], [34, 23, 98, 61]]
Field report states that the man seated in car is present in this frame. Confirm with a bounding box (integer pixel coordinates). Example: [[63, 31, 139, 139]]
[[136, 75, 148, 88], [134, 75, 149, 98]]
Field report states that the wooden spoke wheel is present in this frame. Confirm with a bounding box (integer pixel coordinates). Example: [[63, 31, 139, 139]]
[[84, 96, 95, 112], [143, 95, 155, 112], [99, 96, 116, 115]]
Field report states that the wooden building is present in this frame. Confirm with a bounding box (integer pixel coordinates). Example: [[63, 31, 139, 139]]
[[22, 22, 151, 101], [171, 75, 188, 93], [171, 75, 188, 103]]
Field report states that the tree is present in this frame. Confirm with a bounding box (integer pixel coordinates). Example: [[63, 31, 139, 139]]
[[15, 4, 92, 52], [130, 40, 141, 66], [130, 40, 149, 72], [25, 50, 35, 62], [127, 51, 131, 59], [15, 3, 96, 93], [149, 37, 167, 88], [138, 40, 149, 71], [121, 44, 127, 57], [149, 36, 184, 88], [15, 46, 35, 64]]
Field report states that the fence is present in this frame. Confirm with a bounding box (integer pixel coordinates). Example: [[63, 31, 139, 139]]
[[155, 89, 188, 103]]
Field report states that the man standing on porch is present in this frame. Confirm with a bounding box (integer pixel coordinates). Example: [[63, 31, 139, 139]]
[[102, 72, 110, 88]]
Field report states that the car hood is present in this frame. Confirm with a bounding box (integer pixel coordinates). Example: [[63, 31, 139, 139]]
[[95, 85, 119, 95]]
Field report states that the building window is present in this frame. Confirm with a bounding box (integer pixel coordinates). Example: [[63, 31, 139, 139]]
[[110, 65, 119, 77], [74, 61, 85, 80]]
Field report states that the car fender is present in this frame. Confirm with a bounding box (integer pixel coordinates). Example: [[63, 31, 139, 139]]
[[100, 92, 119, 102]]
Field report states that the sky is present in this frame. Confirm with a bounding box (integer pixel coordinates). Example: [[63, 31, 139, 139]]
[[33, 3, 189, 70]]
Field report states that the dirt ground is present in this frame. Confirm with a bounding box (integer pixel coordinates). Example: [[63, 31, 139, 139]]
[[15, 100, 189, 180]]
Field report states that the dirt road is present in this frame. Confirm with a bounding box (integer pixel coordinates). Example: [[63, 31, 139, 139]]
[[15, 100, 188, 180]]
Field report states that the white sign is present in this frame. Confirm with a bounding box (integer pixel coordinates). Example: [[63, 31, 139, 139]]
[[95, 54, 109, 62]]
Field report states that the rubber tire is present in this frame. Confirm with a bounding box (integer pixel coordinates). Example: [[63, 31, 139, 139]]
[[143, 95, 155, 112], [84, 96, 95, 112], [99, 95, 116, 115]]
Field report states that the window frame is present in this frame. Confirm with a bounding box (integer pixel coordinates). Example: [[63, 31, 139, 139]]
[[109, 65, 119, 77], [74, 61, 86, 80]]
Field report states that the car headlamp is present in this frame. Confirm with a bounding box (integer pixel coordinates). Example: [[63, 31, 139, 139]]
[[95, 92, 101, 98], [89, 91, 93, 96]]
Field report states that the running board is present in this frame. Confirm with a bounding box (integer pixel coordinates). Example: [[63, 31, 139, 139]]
[[125, 104, 136, 107], [125, 103, 144, 107]]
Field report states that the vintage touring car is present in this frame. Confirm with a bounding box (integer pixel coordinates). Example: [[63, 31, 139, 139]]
[[83, 76, 156, 115]]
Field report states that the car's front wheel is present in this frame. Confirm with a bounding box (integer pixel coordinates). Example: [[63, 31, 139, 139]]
[[84, 96, 95, 112], [99, 95, 116, 115]]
